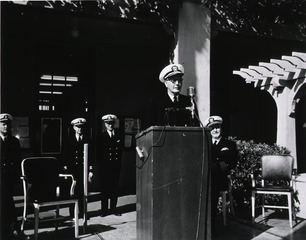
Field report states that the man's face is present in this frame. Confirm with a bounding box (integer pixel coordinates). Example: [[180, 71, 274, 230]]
[[73, 125, 84, 135], [210, 125, 222, 140], [0, 122, 9, 136], [105, 121, 115, 131], [164, 75, 183, 95]]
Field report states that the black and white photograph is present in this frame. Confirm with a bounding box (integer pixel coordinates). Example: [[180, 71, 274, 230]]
[[1, 1, 306, 239]]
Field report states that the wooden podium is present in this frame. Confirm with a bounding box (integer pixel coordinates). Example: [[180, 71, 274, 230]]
[[136, 126, 210, 240]]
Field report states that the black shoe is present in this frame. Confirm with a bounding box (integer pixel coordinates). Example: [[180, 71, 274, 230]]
[[114, 213, 122, 216], [100, 211, 108, 217]]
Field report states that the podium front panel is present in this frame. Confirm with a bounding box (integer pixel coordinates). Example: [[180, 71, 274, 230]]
[[136, 126, 210, 240]]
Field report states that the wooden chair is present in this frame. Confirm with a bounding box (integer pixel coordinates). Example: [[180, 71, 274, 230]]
[[20, 157, 79, 240], [251, 155, 297, 228]]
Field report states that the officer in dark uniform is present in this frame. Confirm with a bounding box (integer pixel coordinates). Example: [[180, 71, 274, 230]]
[[63, 117, 93, 217], [98, 114, 123, 216], [204, 116, 238, 233], [0, 113, 29, 239]]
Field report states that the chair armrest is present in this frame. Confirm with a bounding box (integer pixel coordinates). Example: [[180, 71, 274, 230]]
[[59, 173, 74, 180], [59, 174, 76, 196]]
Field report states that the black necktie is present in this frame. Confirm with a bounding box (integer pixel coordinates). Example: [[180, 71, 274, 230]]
[[174, 96, 178, 103], [77, 135, 82, 142]]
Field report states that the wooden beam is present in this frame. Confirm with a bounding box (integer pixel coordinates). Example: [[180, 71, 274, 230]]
[[282, 56, 306, 69], [272, 58, 296, 72], [248, 65, 275, 78], [240, 68, 265, 80], [259, 62, 286, 76], [292, 52, 306, 62]]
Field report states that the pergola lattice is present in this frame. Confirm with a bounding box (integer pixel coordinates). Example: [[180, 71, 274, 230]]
[[233, 52, 306, 165]]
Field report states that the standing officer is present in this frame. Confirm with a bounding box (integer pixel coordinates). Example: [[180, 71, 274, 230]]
[[203, 116, 238, 233], [0, 113, 28, 239], [98, 114, 123, 216], [144, 63, 198, 128], [63, 117, 92, 218]]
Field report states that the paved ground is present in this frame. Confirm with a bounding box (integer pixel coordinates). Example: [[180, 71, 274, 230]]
[[15, 173, 306, 240], [18, 193, 306, 240], [20, 194, 136, 240]]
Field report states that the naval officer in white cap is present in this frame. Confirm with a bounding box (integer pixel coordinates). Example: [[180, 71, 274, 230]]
[[204, 115, 238, 232], [97, 114, 124, 216], [63, 117, 92, 218], [144, 63, 198, 128]]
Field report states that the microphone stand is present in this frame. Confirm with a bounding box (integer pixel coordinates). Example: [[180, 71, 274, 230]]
[[190, 96, 195, 120], [187, 86, 196, 120]]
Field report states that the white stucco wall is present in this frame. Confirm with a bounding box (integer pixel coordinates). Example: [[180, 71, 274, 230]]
[[173, 2, 211, 124]]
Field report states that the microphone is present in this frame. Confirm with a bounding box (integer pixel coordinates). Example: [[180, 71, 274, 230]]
[[187, 86, 195, 98], [187, 86, 196, 119]]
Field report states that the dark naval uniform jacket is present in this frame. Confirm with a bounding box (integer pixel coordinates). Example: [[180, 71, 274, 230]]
[[63, 133, 92, 215], [98, 129, 123, 197], [211, 137, 238, 191], [63, 134, 92, 176], [1, 135, 22, 189], [1, 135, 22, 233], [144, 90, 198, 128]]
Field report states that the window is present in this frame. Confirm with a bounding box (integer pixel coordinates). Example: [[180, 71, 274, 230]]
[[38, 74, 78, 111]]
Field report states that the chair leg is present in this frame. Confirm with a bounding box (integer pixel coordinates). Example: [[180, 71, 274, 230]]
[[228, 189, 235, 218], [222, 192, 227, 226], [261, 195, 265, 218], [288, 194, 293, 228], [33, 204, 40, 240], [74, 201, 79, 238], [292, 193, 297, 223], [21, 199, 27, 231], [251, 191, 255, 224]]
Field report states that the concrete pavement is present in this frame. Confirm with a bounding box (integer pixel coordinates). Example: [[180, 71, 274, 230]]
[[20, 194, 136, 240]]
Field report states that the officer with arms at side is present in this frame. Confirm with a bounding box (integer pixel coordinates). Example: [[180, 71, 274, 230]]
[[98, 114, 124, 217], [204, 115, 238, 235], [0, 113, 29, 240], [63, 117, 93, 218], [144, 63, 198, 128]]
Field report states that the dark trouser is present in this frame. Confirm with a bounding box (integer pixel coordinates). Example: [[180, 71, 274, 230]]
[[211, 185, 220, 226], [100, 165, 121, 215], [1, 178, 19, 238], [101, 196, 118, 214], [211, 162, 226, 227]]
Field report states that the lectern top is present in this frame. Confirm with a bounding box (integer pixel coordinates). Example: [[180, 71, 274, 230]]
[[136, 126, 204, 139]]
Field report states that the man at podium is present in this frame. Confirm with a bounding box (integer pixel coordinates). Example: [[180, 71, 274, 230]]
[[144, 63, 198, 128]]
